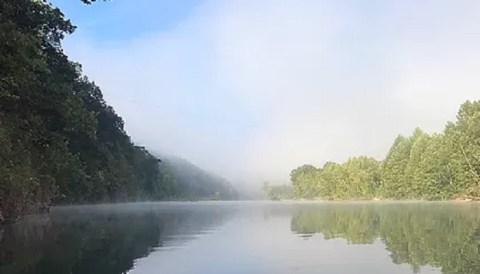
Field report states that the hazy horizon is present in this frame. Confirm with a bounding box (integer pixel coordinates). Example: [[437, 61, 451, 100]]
[[52, 0, 480, 190]]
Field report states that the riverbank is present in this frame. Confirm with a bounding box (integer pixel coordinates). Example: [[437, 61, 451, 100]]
[[266, 197, 480, 203]]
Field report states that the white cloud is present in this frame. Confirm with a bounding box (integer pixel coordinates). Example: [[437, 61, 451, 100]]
[[63, 0, 480, 190]]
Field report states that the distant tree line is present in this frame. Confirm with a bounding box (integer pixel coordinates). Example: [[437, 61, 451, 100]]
[[158, 155, 238, 201], [0, 0, 236, 223], [261, 182, 293, 200], [289, 100, 480, 200]]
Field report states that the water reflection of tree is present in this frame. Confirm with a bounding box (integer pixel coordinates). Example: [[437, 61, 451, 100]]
[[0, 205, 229, 274], [291, 204, 480, 274]]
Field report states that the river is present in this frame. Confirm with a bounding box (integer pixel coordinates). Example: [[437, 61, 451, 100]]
[[0, 201, 479, 274]]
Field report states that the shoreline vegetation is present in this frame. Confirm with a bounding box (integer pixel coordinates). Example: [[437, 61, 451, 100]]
[[262, 198, 480, 203], [0, 0, 236, 224], [263, 100, 480, 202]]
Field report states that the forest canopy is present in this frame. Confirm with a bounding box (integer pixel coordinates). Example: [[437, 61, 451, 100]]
[[0, 0, 236, 223]]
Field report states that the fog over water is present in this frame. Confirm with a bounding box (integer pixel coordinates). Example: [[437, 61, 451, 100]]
[[53, 0, 480, 190], [2, 201, 479, 274]]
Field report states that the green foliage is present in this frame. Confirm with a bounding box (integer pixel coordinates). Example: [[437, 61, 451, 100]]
[[289, 100, 480, 200], [1, 0, 84, 219], [0, 0, 237, 222], [291, 165, 319, 198], [447, 101, 480, 197], [336, 157, 381, 199], [413, 133, 454, 199], [289, 158, 380, 200], [379, 135, 413, 198]]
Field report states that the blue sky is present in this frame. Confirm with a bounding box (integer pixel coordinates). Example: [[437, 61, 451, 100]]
[[51, 0, 480, 189], [53, 0, 201, 41]]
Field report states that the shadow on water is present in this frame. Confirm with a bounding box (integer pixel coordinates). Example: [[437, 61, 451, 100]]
[[0, 202, 232, 274], [290, 203, 480, 274]]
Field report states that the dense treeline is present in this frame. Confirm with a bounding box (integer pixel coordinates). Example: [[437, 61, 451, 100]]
[[290, 101, 480, 200], [291, 204, 480, 274], [0, 0, 236, 223], [0, 0, 175, 221], [158, 155, 238, 200]]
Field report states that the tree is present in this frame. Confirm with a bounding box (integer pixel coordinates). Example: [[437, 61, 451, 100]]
[[339, 156, 380, 199], [379, 135, 412, 198], [448, 101, 480, 197], [290, 165, 319, 198], [404, 128, 431, 198]]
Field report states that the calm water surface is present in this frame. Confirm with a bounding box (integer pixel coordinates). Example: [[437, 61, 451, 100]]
[[0, 201, 479, 274]]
